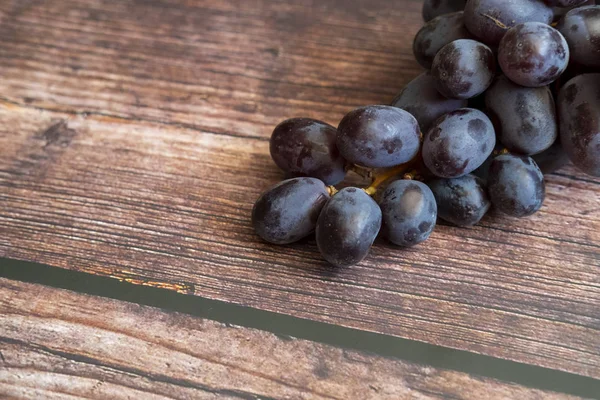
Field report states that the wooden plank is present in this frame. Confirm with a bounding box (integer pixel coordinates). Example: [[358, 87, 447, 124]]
[[0, 0, 599, 379], [0, 278, 582, 399], [0, 0, 423, 136]]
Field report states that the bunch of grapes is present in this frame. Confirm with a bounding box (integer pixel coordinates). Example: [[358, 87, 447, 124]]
[[252, 0, 600, 267]]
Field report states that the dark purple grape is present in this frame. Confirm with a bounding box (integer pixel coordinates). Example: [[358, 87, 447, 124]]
[[431, 39, 496, 99], [488, 154, 545, 217], [532, 139, 570, 174], [379, 180, 437, 247], [391, 72, 467, 133], [558, 73, 600, 176], [423, 108, 496, 178], [557, 6, 600, 68], [252, 178, 329, 244], [428, 174, 491, 226], [270, 118, 346, 185], [498, 22, 569, 87], [552, 0, 580, 22], [464, 0, 554, 46], [413, 12, 473, 69], [472, 143, 504, 182], [549, 62, 596, 99], [547, 0, 592, 7], [336, 106, 421, 168], [485, 75, 558, 155], [423, 0, 467, 22], [316, 188, 382, 267], [553, 2, 597, 23]]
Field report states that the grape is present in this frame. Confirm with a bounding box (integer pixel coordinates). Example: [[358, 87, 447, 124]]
[[413, 12, 473, 69], [428, 174, 491, 226], [270, 118, 346, 185], [532, 139, 570, 174], [472, 143, 504, 182], [485, 75, 558, 155], [423, 108, 496, 178], [431, 39, 496, 99], [336, 106, 421, 168], [498, 23, 569, 88], [379, 180, 437, 247], [464, 0, 554, 46], [423, 0, 467, 22], [316, 188, 382, 267], [547, 0, 592, 7], [391, 72, 467, 133], [252, 178, 330, 244], [558, 73, 600, 176], [557, 6, 600, 68], [552, 1, 596, 21], [488, 154, 545, 217]]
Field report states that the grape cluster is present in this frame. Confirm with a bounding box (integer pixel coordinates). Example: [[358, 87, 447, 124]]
[[252, 0, 600, 267]]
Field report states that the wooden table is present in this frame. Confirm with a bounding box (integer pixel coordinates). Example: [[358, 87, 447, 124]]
[[0, 0, 598, 398]]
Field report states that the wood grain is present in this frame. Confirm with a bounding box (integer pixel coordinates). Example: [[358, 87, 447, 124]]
[[0, 0, 599, 380], [0, 278, 582, 400]]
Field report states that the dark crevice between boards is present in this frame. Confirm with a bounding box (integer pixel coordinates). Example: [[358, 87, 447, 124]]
[[1, 257, 598, 398]]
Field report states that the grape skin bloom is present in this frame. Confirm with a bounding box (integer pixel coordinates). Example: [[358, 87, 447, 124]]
[[252, 178, 330, 245], [498, 22, 570, 87], [485, 75, 558, 155], [316, 188, 382, 267], [379, 180, 437, 247], [431, 39, 496, 100], [464, 0, 554, 46], [557, 6, 600, 68], [428, 174, 490, 227], [547, 0, 592, 6], [422, 0, 467, 22], [558, 73, 600, 176], [423, 108, 496, 178], [270, 118, 346, 185], [413, 12, 473, 70], [391, 72, 467, 133], [336, 106, 421, 168], [488, 154, 545, 217]]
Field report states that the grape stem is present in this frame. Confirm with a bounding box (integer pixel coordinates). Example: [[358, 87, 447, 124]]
[[480, 13, 508, 30], [363, 164, 412, 196], [494, 147, 510, 156], [402, 169, 421, 181], [346, 164, 373, 179]]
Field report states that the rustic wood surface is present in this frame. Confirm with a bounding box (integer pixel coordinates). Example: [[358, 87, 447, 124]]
[[0, 278, 583, 400], [0, 0, 599, 380]]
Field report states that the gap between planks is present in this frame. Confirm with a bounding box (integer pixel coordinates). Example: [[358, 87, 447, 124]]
[[1, 258, 599, 399]]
